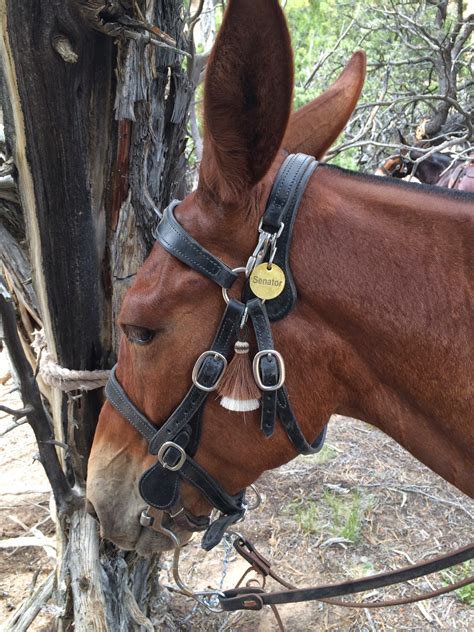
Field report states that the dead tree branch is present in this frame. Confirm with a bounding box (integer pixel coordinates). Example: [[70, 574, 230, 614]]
[[0, 282, 80, 516]]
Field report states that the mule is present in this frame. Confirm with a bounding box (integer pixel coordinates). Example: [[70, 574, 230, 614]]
[[87, 0, 474, 556], [376, 146, 474, 192]]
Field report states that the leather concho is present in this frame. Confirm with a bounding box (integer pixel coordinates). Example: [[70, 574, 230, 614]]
[[139, 430, 192, 510]]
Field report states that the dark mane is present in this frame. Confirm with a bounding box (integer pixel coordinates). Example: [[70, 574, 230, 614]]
[[323, 164, 474, 203]]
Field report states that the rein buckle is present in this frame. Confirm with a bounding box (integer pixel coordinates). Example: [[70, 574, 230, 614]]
[[157, 441, 187, 471], [253, 350, 285, 391]]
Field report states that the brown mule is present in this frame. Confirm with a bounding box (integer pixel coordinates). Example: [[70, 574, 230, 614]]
[[377, 148, 474, 192], [87, 0, 473, 556]]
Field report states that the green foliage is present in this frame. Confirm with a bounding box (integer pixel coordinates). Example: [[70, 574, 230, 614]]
[[283, 0, 473, 170], [190, 1, 472, 172], [441, 562, 474, 605], [292, 490, 373, 542]]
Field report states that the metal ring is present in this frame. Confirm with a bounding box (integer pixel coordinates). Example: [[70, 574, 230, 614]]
[[252, 350, 286, 391], [246, 484, 263, 511], [192, 350, 228, 391], [157, 441, 187, 471], [222, 267, 246, 304]]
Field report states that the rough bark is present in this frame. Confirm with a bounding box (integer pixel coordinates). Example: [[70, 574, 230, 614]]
[[0, 0, 192, 628]]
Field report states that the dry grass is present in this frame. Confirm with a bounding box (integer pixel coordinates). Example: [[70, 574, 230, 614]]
[[160, 416, 474, 631]]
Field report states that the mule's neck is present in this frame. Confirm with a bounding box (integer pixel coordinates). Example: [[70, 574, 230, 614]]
[[293, 166, 473, 496]]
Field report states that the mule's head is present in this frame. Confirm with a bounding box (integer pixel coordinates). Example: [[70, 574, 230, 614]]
[[87, 0, 365, 555], [375, 154, 412, 178]]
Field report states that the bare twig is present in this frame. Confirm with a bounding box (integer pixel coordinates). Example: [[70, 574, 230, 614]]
[[0, 403, 32, 417], [5, 571, 55, 632], [0, 415, 28, 436]]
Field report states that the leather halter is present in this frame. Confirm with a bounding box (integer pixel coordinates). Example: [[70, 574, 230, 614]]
[[105, 153, 327, 550]]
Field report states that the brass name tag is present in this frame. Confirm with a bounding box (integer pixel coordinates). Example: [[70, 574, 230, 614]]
[[249, 263, 286, 300]]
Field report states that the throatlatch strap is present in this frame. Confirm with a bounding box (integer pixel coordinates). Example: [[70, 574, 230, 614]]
[[247, 298, 326, 452], [277, 388, 327, 455], [154, 200, 238, 289]]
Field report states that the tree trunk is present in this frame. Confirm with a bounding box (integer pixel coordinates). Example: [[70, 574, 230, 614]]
[[0, 0, 192, 628]]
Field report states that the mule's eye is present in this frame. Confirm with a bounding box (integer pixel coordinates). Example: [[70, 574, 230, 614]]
[[122, 325, 155, 345]]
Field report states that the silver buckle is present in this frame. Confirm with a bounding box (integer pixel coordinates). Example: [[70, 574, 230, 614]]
[[157, 441, 187, 471], [252, 350, 285, 391], [192, 351, 228, 391]]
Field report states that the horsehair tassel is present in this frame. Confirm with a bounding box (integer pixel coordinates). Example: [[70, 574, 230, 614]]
[[218, 340, 260, 412]]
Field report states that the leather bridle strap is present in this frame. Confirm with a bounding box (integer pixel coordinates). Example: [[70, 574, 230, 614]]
[[106, 299, 245, 455], [148, 298, 245, 454], [248, 298, 327, 454], [154, 200, 238, 289], [107, 299, 248, 533], [220, 541, 474, 611], [105, 152, 326, 550]]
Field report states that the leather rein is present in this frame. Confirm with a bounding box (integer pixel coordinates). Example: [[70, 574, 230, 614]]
[[104, 152, 473, 614]]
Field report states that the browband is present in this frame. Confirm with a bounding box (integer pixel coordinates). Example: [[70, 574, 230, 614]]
[[154, 200, 238, 289]]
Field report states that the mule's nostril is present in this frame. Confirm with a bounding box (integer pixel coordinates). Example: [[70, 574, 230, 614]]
[[85, 499, 99, 521]]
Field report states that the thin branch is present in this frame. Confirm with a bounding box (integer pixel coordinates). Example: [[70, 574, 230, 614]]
[[304, 20, 354, 89], [0, 416, 28, 436], [0, 403, 32, 417], [0, 281, 81, 516], [5, 571, 55, 631]]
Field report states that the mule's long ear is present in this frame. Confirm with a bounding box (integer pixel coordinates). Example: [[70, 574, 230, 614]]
[[284, 52, 366, 159], [199, 0, 293, 205]]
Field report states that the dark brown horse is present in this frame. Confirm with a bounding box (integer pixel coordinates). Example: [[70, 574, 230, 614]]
[[376, 147, 474, 192], [87, 0, 473, 556]]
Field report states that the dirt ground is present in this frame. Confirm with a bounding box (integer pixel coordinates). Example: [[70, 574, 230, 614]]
[[1, 350, 473, 631]]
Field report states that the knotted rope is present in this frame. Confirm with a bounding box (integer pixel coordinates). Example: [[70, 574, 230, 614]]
[[32, 330, 110, 392]]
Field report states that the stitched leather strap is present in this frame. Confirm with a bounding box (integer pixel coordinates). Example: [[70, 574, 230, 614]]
[[247, 299, 279, 437], [154, 200, 238, 289], [262, 153, 318, 233], [246, 298, 326, 451], [277, 388, 327, 455], [105, 300, 245, 454], [106, 366, 157, 444], [149, 299, 245, 454], [244, 153, 319, 321]]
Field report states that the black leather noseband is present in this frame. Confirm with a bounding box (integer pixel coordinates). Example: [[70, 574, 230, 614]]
[[105, 153, 327, 550]]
